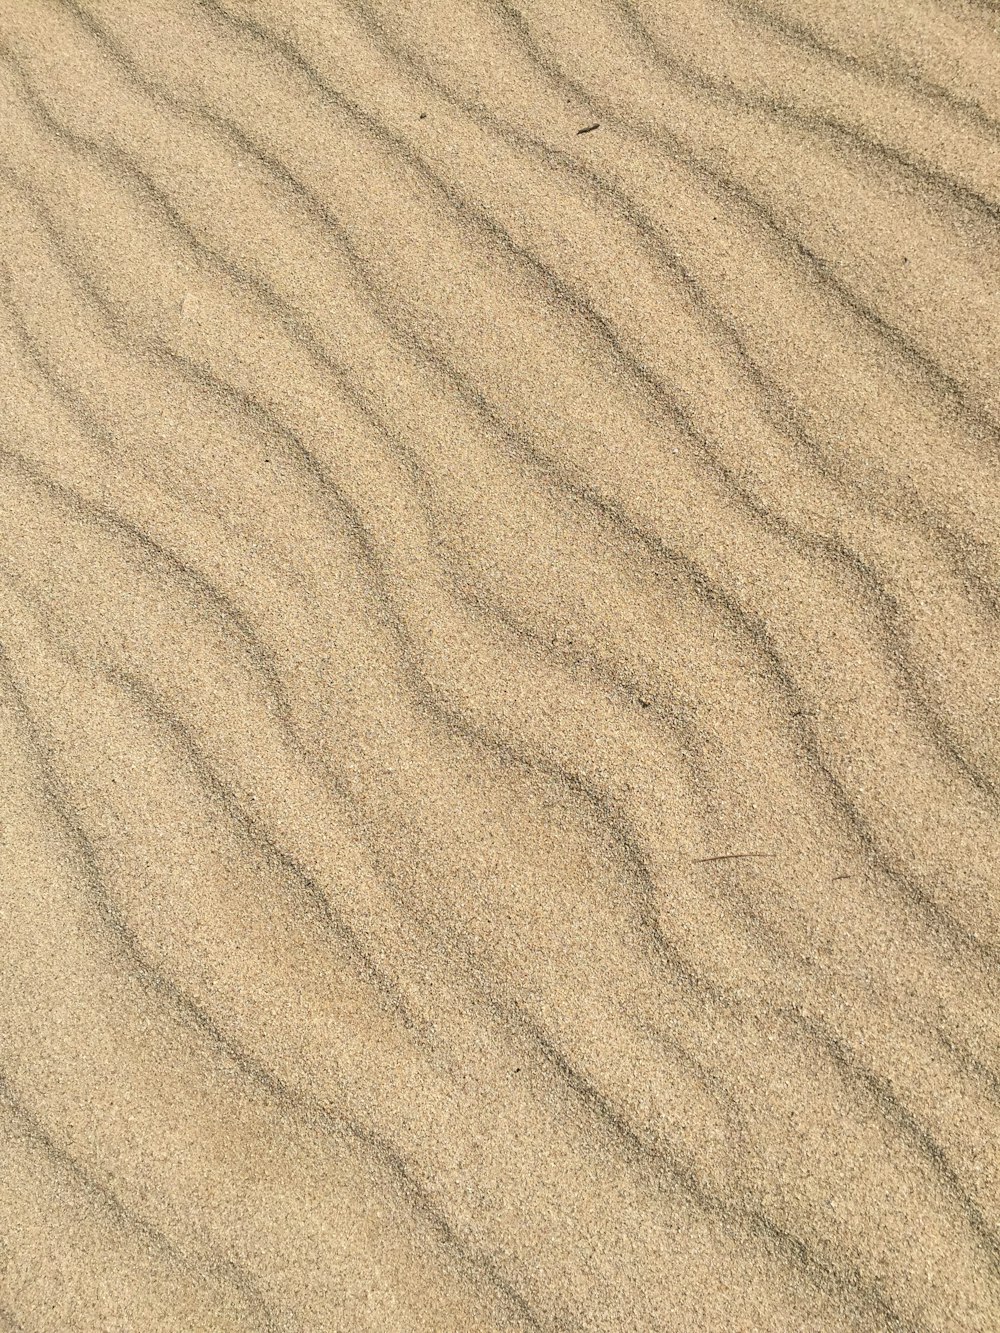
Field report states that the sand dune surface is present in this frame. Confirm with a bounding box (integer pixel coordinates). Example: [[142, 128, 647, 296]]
[[0, 1, 998, 1329]]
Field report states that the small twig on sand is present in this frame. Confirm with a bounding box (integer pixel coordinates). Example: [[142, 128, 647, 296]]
[[690, 853, 772, 864]]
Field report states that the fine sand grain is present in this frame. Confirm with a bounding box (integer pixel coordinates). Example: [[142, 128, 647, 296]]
[[0, 1, 998, 1329]]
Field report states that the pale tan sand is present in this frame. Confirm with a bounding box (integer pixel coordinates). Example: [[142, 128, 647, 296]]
[[0, 1, 998, 1329]]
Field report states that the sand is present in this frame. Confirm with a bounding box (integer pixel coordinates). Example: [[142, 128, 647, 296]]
[[0, 0, 997, 1329]]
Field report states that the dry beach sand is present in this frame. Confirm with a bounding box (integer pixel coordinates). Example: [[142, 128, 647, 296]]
[[0, 0, 998, 1328]]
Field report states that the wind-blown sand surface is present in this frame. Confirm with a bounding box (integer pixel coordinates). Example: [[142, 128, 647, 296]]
[[0, 1, 998, 1328]]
